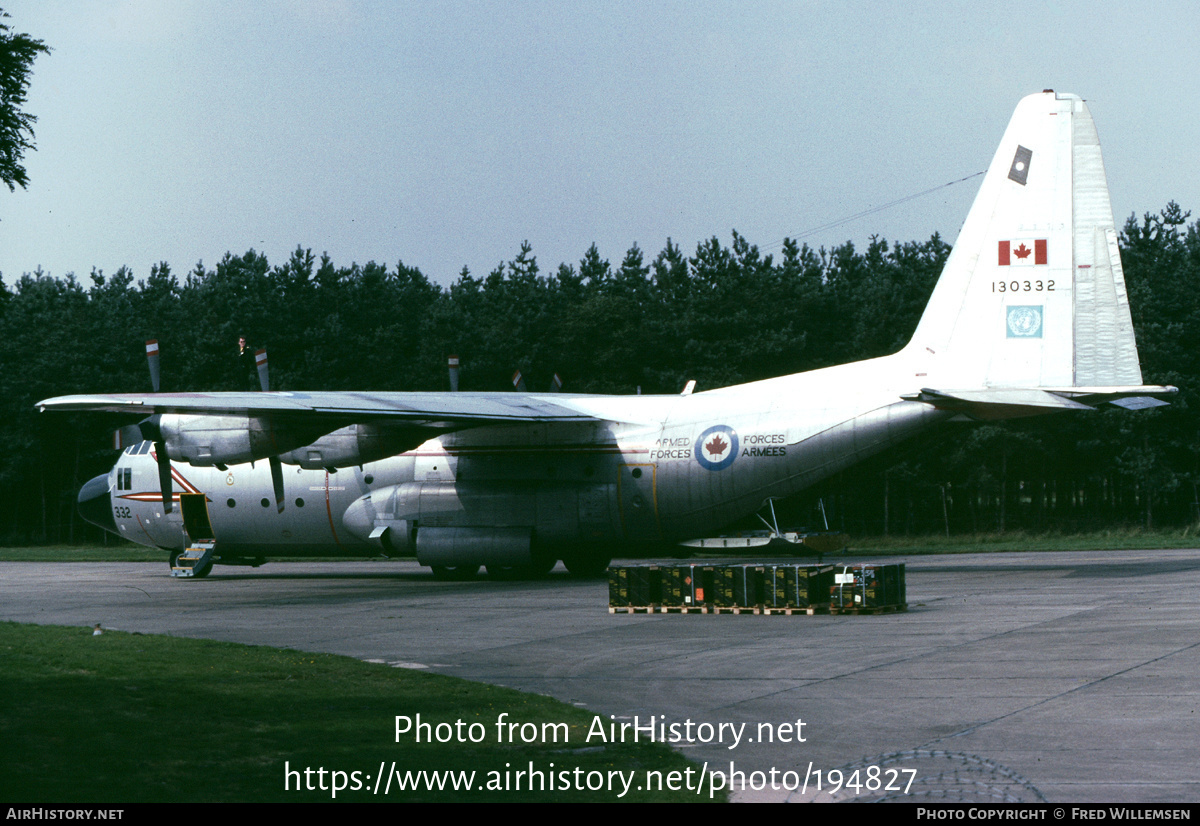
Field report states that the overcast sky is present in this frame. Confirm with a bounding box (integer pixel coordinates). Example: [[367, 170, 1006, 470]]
[[2, 1, 1197, 288]]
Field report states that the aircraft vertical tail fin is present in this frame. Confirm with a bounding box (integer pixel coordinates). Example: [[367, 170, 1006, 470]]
[[903, 91, 1147, 393]]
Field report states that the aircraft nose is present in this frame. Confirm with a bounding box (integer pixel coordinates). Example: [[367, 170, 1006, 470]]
[[78, 473, 118, 535]]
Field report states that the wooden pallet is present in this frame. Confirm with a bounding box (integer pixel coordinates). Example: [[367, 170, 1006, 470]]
[[761, 604, 831, 616], [609, 603, 909, 616], [828, 603, 909, 615], [609, 604, 841, 615]]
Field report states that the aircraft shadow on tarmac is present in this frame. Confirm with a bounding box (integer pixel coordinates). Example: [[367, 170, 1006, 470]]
[[190, 566, 593, 586]]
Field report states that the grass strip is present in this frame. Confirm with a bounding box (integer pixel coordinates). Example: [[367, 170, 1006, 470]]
[[0, 621, 723, 803]]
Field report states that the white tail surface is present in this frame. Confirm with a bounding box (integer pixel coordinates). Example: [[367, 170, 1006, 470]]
[[904, 91, 1142, 390]]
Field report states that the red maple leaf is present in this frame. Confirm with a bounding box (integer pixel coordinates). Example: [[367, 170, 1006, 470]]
[[706, 434, 728, 456], [1013, 243, 1032, 259]]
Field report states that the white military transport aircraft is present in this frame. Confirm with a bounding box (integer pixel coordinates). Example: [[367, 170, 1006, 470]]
[[39, 91, 1175, 578]]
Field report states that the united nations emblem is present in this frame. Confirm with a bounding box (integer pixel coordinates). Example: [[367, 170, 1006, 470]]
[[1006, 305, 1043, 338], [695, 425, 739, 471]]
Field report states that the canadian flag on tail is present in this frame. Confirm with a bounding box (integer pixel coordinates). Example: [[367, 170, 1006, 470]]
[[998, 239, 1047, 266]]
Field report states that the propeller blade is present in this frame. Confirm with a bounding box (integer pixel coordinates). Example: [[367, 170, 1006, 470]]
[[255, 348, 270, 392], [550, 373, 563, 393], [113, 425, 143, 450], [448, 354, 459, 392], [511, 370, 526, 392], [269, 455, 285, 514], [154, 441, 173, 514], [145, 340, 161, 392]]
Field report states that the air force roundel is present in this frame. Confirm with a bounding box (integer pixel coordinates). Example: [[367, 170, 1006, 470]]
[[695, 425, 739, 471]]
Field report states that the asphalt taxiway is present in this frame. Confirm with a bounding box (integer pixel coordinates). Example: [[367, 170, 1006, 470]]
[[3, 549, 1199, 803]]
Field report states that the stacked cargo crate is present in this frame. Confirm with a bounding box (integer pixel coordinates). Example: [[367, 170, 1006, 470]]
[[828, 564, 906, 613], [763, 564, 836, 613], [609, 562, 908, 614]]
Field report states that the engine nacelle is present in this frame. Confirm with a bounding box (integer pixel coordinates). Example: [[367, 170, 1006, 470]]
[[341, 482, 538, 565], [155, 413, 331, 467], [276, 423, 435, 469]]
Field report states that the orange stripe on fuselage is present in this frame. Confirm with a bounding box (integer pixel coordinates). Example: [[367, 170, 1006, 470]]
[[324, 470, 343, 549]]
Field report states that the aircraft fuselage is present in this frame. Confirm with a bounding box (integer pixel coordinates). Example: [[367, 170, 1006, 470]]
[[94, 358, 944, 568]]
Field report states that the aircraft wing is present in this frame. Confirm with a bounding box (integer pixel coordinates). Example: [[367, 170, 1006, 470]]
[[903, 386, 1177, 420], [36, 391, 602, 427]]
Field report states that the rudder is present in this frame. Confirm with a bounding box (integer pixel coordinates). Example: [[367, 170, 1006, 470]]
[[904, 91, 1142, 390]]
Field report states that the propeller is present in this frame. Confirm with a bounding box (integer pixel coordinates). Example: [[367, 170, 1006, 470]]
[[511, 370, 526, 392], [447, 354, 459, 392], [145, 339, 161, 392], [154, 438, 174, 514], [254, 346, 285, 513], [268, 456, 285, 514], [550, 373, 563, 393], [255, 348, 270, 393], [143, 339, 173, 513]]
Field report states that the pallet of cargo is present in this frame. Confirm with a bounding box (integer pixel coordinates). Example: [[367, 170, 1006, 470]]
[[609, 562, 908, 616]]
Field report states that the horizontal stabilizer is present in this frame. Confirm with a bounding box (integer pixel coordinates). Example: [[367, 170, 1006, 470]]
[[905, 385, 1176, 419], [904, 388, 1094, 419], [1105, 396, 1171, 411]]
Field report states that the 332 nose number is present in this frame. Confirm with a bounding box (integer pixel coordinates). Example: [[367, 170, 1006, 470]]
[[114, 506, 133, 519], [992, 280, 1054, 292]]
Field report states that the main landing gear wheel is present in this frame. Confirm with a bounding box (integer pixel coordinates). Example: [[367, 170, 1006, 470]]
[[430, 564, 481, 581], [486, 555, 558, 580]]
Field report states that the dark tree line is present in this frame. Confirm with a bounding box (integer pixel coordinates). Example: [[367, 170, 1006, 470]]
[[2, 203, 1197, 544]]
